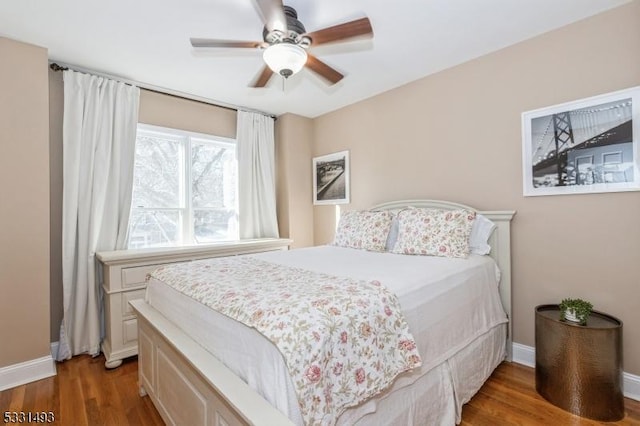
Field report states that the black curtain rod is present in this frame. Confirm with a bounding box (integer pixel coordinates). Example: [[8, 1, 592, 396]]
[[48, 62, 236, 112], [48, 62, 276, 119], [50, 62, 235, 113], [49, 63, 68, 72]]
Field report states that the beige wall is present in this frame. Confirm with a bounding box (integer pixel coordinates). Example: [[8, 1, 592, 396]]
[[138, 89, 236, 139], [275, 114, 315, 248], [0, 38, 51, 367], [48, 83, 238, 341], [312, 3, 640, 375]]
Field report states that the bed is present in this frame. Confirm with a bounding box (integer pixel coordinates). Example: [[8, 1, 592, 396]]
[[130, 199, 515, 426]]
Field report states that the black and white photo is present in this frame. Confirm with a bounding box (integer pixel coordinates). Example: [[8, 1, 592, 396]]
[[313, 150, 350, 204], [522, 86, 640, 196]]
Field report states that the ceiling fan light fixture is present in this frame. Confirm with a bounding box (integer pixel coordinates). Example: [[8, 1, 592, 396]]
[[263, 43, 308, 78]]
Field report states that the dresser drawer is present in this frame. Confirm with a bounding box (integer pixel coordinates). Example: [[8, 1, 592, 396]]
[[121, 264, 165, 289], [122, 289, 146, 318]]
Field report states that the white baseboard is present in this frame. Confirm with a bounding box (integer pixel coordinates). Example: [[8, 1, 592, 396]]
[[625, 373, 640, 401], [0, 354, 57, 392], [511, 342, 639, 402], [512, 342, 535, 368]]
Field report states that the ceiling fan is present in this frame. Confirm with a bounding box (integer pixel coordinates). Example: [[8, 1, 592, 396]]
[[190, 0, 373, 87]]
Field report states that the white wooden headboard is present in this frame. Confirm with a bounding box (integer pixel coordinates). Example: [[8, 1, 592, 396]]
[[370, 199, 516, 361]]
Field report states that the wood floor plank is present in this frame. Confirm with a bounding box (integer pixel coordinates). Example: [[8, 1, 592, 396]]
[[101, 368, 134, 425], [0, 387, 11, 413], [34, 378, 56, 413], [79, 356, 101, 404], [7, 385, 25, 412], [1, 356, 639, 425], [20, 380, 37, 413], [84, 397, 104, 426]]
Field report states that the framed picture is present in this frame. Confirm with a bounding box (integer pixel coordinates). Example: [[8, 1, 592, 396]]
[[313, 150, 350, 205], [522, 86, 640, 196]]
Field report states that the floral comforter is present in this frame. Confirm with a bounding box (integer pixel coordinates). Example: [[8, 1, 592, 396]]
[[149, 256, 422, 425]]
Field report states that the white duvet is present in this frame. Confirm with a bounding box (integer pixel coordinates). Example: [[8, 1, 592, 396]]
[[145, 245, 507, 425]]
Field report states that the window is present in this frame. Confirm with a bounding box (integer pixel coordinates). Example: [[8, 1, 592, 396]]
[[128, 124, 238, 248], [602, 151, 624, 183]]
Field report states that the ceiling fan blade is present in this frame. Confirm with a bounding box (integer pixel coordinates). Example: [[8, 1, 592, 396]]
[[191, 38, 264, 49], [305, 17, 373, 46], [305, 54, 344, 85], [251, 65, 274, 88], [253, 0, 287, 33]]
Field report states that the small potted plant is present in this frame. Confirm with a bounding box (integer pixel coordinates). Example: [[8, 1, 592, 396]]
[[559, 298, 593, 325]]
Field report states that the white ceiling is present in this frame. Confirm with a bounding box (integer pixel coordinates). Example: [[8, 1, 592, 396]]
[[0, 0, 629, 118]]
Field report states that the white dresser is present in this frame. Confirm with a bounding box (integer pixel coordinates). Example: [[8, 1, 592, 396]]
[[96, 238, 292, 368]]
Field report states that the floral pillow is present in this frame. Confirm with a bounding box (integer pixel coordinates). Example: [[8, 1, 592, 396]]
[[333, 210, 394, 252], [391, 208, 476, 258]]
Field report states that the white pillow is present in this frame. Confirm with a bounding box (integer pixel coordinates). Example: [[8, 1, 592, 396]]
[[384, 213, 401, 251], [384, 208, 420, 251], [469, 214, 496, 255]]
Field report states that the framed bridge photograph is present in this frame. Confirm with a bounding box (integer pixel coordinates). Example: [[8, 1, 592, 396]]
[[313, 150, 350, 205], [522, 86, 640, 196]]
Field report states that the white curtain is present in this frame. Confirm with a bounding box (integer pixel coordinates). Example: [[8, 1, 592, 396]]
[[237, 110, 279, 239], [57, 70, 140, 361]]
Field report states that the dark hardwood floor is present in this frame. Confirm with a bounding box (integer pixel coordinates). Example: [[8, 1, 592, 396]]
[[1, 356, 639, 425]]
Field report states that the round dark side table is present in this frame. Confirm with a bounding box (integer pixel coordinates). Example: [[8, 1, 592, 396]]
[[535, 304, 624, 421]]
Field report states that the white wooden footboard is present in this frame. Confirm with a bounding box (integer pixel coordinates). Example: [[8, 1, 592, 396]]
[[130, 299, 294, 426]]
